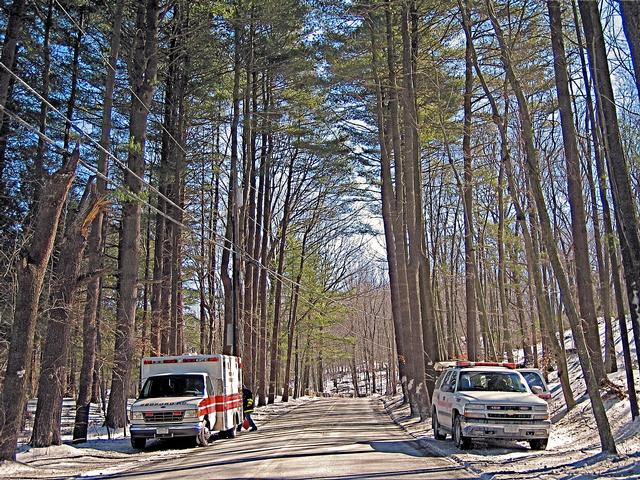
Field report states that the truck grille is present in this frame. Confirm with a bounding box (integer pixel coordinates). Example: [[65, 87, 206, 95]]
[[488, 413, 532, 419], [144, 411, 184, 423], [487, 405, 532, 411], [468, 418, 542, 425]]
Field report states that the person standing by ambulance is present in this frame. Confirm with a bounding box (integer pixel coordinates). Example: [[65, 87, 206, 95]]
[[242, 384, 257, 431]]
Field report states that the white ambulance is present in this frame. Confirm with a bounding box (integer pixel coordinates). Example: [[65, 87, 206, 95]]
[[129, 354, 243, 449]]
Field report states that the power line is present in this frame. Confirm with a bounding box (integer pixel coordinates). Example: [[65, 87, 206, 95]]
[[0, 45, 397, 352], [53, 0, 190, 161]]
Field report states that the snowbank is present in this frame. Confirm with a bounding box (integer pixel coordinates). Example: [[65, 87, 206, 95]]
[[382, 317, 640, 479], [0, 395, 317, 479]]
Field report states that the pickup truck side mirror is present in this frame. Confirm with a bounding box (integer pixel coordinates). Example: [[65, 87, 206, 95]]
[[531, 386, 543, 395], [441, 384, 453, 393]]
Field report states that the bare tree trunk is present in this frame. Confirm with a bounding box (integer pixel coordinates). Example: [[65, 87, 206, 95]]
[[30, 0, 54, 202], [487, 0, 616, 453], [366, 10, 409, 404], [256, 124, 272, 407], [0, 0, 27, 159], [399, 3, 429, 419], [222, 20, 242, 357], [267, 153, 295, 404], [497, 161, 512, 361], [73, 0, 123, 442], [0, 149, 79, 461], [106, 0, 159, 429], [460, 5, 478, 362], [548, 0, 605, 383], [32, 185, 102, 447], [619, 1, 640, 101], [573, 0, 639, 417], [579, 0, 640, 374]]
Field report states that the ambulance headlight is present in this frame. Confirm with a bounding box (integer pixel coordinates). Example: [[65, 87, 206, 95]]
[[131, 411, 144, 420], [183, 409, 199, 418]]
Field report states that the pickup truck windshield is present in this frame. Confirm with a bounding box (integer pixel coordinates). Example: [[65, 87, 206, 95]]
[[458, 371, 527, 393], [140, 374, 205, 398]]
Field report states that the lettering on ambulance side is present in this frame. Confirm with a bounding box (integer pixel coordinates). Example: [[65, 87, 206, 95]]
[[143, 400, 192, 407]]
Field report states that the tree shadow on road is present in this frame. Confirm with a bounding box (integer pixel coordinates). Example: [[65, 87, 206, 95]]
[[360, 439, 428, 457]]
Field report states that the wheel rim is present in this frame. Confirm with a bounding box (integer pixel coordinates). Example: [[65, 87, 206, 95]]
[[199, 421, 210, 445]]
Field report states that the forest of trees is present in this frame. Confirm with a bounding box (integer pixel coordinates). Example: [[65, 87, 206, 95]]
[[0, 0, 639, 462]]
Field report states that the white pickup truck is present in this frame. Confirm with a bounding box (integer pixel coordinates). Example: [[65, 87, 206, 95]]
[[432, 361, 550, 450], [129, 354, 243, 449]]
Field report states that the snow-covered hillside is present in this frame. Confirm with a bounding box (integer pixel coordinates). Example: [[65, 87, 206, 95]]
[[0, 396, 317, 479], [384, 317, 640, 478]]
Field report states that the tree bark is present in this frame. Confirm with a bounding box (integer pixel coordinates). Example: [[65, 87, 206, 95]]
[[222, 19, 242, 357], [0, 149, 79, 461], [579, 0, 640, 374], [548, 0, 605, 384], [71, 0, 123, 442], [32, 184, 102, 447], [487, 0, 616, 453], [619, 1, 640, 101], [267, 153, 295, 404], [0, 0, 27, 154], [460, 3, 478, 362], [106, 0, 159, 429]]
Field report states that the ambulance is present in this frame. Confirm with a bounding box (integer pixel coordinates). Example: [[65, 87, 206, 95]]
[[129, 354, 243, 449]]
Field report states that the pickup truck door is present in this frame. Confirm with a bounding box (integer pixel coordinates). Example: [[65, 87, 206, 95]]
[[439, 371, 457, 429], [435, 371, 452, 428]]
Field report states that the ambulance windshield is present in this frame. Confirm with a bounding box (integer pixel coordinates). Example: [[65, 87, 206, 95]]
[[140, 374, 205, 398]]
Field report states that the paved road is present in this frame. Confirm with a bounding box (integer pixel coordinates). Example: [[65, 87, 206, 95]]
[[91, 398, 471, 479]]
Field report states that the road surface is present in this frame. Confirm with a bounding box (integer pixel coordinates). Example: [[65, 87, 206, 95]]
[[88, 398, 471, 479]]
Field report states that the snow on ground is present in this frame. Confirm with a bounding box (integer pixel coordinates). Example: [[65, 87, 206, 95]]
[[0, 396, 317, 479], [383, 318, 640, 479]]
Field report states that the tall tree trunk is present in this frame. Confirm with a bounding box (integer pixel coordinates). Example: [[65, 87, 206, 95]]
[[0, 0, 27, 161], [256, 122, 272, 407], [267, 153, 295, 404], [548, 0, 606, 383], [366, 12, 409, 404], [579, 0, 640, 374], [619, 1, 640, 101], [399, 2, 429, 418], [222, 20, 242, 357], [106, 0, 159, 429], [31, 0, 54, 202], [572, 0, 638, 417], [487, 0, 616, 453], [460, 5, 478, 362], [460, 0, 574, 409], [0, 149, 79, 461], [32, 185, 101, 447]]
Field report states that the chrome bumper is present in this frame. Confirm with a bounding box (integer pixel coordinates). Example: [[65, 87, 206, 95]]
[[461, 419, 550, 440], [130, 422, 201, 439]]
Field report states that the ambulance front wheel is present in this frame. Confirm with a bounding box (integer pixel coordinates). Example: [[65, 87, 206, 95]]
[[197, 420, 212, 446], [131, 437, 146, 449]]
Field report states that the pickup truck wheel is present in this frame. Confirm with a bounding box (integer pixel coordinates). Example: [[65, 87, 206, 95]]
[[131, 437, 146, 449], [432, 411, 446, 440], [453, 415, 471, 450], [529, 439, 548, 451], [197, 420, 212, 446]]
